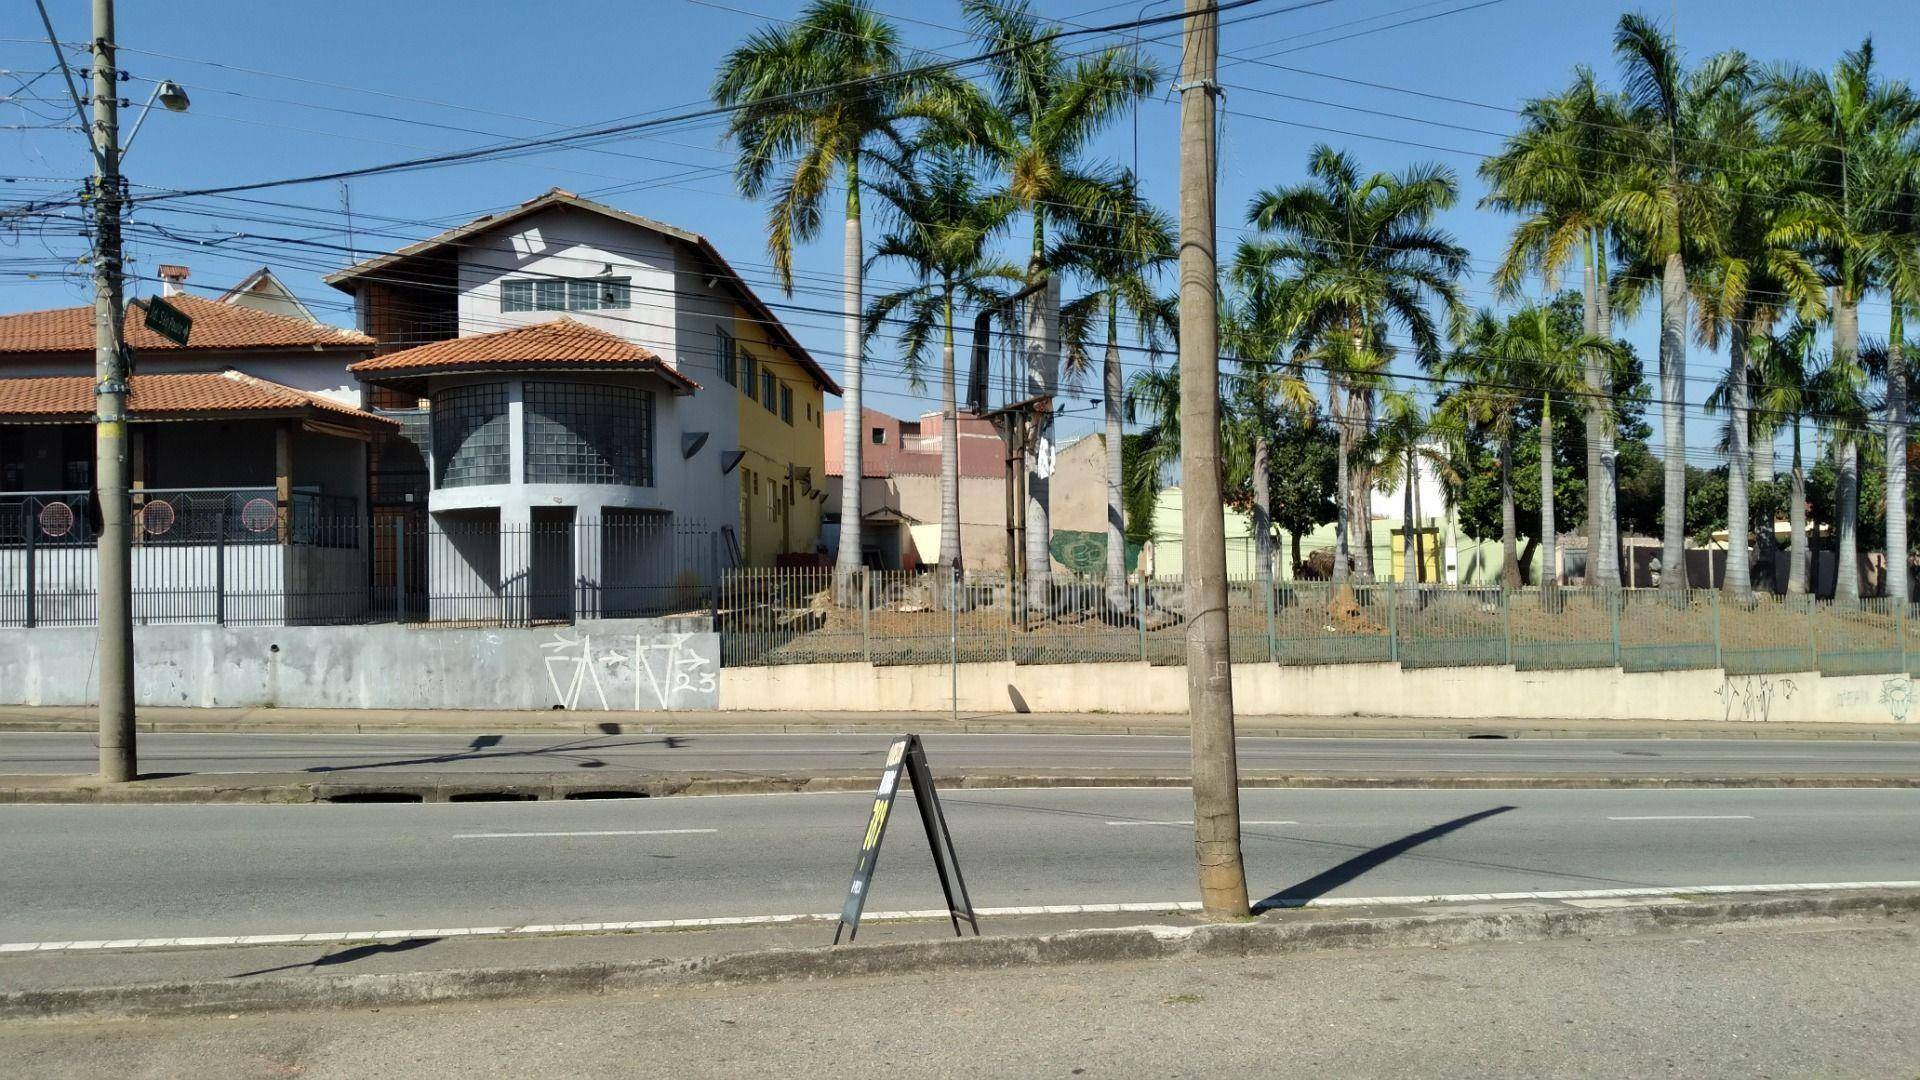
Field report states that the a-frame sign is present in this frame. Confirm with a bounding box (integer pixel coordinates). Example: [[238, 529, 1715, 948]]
[[832, 734, 978, 944]]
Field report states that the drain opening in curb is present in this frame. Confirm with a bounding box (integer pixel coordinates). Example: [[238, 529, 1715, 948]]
[[563, 790, 650, 800], [325, 792, 425, 804]]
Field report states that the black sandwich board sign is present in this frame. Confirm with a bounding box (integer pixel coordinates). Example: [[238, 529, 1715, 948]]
[[833, 734, 978, 944], [141, 296, 192, 347]]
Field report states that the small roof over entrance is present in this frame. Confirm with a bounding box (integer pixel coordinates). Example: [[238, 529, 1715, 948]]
[[0, 370, 396, 438]]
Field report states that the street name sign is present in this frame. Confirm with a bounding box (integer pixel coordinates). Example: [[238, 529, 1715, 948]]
[[142, 296, 192, 346]]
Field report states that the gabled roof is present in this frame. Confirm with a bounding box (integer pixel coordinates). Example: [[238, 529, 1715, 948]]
[[347, 317, 699, 392], [0, 370, 397, 436], [0, 294, 370, 357], [218, 266, 320, 323], [322, 188, 838, 396]]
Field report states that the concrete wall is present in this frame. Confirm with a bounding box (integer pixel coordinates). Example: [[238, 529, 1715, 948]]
[[719, 659, 1920, 726], [0, 618, 719, 710]]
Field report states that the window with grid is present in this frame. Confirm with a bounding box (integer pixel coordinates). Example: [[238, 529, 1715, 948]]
[[761, 371, 777, 414], [779, 384, 793, 425], [501, 276, 631, 312], [523, 381, 654, 486], [717, 327, 737, 386], [431, 383, 510, 488], [741, 350, 759, 400]]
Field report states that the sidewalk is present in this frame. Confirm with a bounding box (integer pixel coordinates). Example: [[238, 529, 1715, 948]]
[[4, 705, 1917, 740]]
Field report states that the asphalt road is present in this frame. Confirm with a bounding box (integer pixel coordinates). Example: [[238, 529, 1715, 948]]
[[2, 786, 1915, 944], [4, 730, 1920, 778], [7, 920, 1917, 1078]]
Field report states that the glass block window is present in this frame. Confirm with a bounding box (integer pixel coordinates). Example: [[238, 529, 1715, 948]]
[[502, 276, 631, 312], [718, 327, 737, 386], [431, 383, 510, 488], [524, 381, 654, 486], [780, 384, 793, 425], [761, 371, 777, 414]]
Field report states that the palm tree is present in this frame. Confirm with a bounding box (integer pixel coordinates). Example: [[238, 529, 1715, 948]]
[[1057, 171, 1176, 609], [1247, 145, 1468, 583], [965, 0, 1156, 603], [715, 0, 971, 600], [1811, 344, 1875, 605], [1690, 79, 1828, 600], [1365, 390, 1438, 597], [1751, 320, 1823, 593], [1604, 13, 1749, 596], [863, 145, 1020, 581], [1489, 305, 1621, 606], [1483, 68, 1634, 589], [1438, 310, 1527, 590], [1766, 39, 1920, 601]]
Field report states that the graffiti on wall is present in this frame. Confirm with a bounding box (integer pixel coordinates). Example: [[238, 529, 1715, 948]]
[[1714, 674, 1796, 724], [541, 630, 719, 711], [1880, 676, 1914, 723]]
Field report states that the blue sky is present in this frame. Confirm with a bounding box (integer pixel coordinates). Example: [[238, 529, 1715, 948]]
[[4, 0, 1916, 455]]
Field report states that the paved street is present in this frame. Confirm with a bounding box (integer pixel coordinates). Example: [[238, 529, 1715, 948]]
[[4, 730, 1919, 778], [2, 786, 1916, 944], [5, 919, 1914, 1078]]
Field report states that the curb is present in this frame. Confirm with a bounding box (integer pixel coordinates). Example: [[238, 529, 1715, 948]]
[[3, 771, 1918, 804], [5, 890, 1914, 1023]]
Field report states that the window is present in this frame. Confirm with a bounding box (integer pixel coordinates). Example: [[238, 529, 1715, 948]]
[[741, 350, 759, 400], [501, 276, 631, 313], [762, 371, 777, 414], [523, 381, 654, 486], [717, 327, 737, 386], [431, 383, 510, 488], [780, 384, 793, 425], [871, 427, 886, 445]]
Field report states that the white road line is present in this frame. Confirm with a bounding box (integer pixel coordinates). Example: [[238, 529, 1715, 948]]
[[1605, 815, 1756, 821], [451, 829, 718, 839], [15, 881, 1915, 955], [1105, 820, 1300, 826]]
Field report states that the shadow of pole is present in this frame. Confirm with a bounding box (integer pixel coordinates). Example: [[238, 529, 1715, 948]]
[[1254, 805, 1517, 910], [226, 936, 442, 980]]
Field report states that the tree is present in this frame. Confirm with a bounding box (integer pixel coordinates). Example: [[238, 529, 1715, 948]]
[[1438, 310, 1527, 588], [1247, 145, 1468, 582], [1364, 391, 1447, 595], [1262, 413, 1339, 577], [965, 0, 1156, 604], [1221, 238, 1313, 604], [1483, 67, 1634, 589], [1605, 13, 1749, 596], [715, 0, 973, 601], [1766, 39, 1920, 601], [1751, 320, 1823, 593], [863, 145, 1020, 581], [1059, 171, 1176, 609], [1691, 77, 1827, 599], [1811, 340, 1874, 604]]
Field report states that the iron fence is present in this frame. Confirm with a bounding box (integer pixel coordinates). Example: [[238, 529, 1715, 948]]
[[717, 571, 1920, 678], [0, 512, 716, 629]]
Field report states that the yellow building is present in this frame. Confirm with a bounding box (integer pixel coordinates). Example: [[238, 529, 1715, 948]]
[[721, 304, 835, 565]]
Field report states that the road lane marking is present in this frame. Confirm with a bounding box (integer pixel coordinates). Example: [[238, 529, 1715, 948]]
[[8, 881, 1918, 954], [451, 829, 717, 839], [1605, 815, 1756, 821], [1104, 820, 1300, 826]]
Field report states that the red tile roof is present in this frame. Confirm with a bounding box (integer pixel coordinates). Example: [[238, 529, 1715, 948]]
[[0, 294, 371, 356], [348, 317, 699, 391], [0, 370, 396, 433]]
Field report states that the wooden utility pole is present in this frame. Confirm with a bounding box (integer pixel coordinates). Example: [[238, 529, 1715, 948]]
[[1176, 0, 1248, 917]]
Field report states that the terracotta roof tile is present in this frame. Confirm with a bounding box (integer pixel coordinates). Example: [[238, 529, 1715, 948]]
[[348, 317, 699, 390], [0, 294, 371, 356], [0, 370, 396, 431]]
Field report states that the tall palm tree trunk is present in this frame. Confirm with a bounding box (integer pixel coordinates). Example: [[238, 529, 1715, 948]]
[[1752, 401, 1776, 594], [1103, 299, 1128, 610], [1332, 381, 1353, 583], [1581, 234, 1606, 588], [834, 169, 866, 604], [1788, 423, 1809, 595], [938, 289, 961, 578], [1595, 249, 1621, 583], [1499, 433, 1520, 591], [1350, 385, 1376, 581], [1724, 315, 1752, 598], [1658, 250, 1689, 595], [1539, 398, 1558, 608], [1886, 305, 1908, 603], [1836, 435, 1860, 606], [1400, 446, 1416, 597], [1023, 255, 1058, 612], [1252, 431, 1274, 603]]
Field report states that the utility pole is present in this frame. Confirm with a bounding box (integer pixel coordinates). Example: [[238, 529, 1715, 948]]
[[90, 0, 136, 782], [1176, 0, 1247, 917]]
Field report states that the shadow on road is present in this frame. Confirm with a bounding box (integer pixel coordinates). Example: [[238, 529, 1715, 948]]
[[1255, 806, 1516, 909], [305, 734, 689, 774], [227, 936, 441, 979]]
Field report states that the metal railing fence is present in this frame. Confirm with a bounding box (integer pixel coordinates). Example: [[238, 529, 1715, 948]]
[[717, 572, 1920, 678]]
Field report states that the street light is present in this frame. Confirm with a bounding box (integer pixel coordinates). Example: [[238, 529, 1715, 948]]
[[119, 79, 189, 156]]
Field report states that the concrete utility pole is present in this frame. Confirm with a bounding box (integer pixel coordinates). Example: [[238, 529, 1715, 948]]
[[90, 0, 136, 782], [1175, 0, 1248, 917]]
